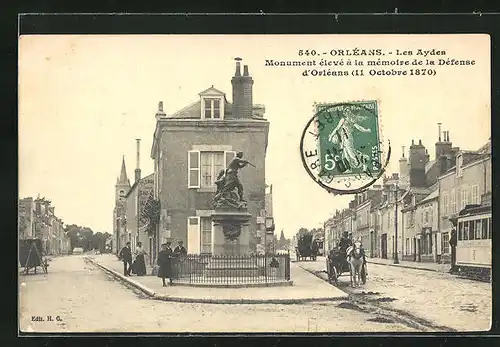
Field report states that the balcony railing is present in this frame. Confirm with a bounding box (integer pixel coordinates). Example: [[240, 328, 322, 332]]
[[171, 253, 291, 285]]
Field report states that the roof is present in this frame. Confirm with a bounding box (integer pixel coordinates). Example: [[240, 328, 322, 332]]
[[198, 86, 226, 96], [117, 156, 130, 186], [425, 160, 437, 174], [416, 188, 439, 205]]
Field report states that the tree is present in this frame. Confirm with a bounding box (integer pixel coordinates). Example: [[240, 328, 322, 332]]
[[64, 224, 96, 251]]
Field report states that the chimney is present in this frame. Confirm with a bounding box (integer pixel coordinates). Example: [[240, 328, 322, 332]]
[[438, 123, 442, 142], [156, 101, 166, 120], [135, 139, 141, 183], [446, 131, 450, 142], [418, 139, 422, 146], [231, 57, 254, 119], [235, 58, 242, 76], [411, 139, 415, 146]]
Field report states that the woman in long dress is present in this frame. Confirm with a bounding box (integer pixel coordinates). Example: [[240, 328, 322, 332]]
[[133, 242, 148, 276], [328, 107, 372, 172]]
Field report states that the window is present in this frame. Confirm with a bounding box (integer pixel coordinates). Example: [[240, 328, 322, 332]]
[[458, 222, 463, 241], [203, 98, 222, 119], [463, 222, 469, 240], [450, 189, 456, 213], [442, 233, 450, 254], [442, 194, 449, 216], [405, 238, 410, 255], [201, 152, 224, 187], [482, 218, 488, 239], [471, 185, 479, 205], [474, 220, 482, 239], [488, 217, 492, 239], [188, 150, 236, 188], [460, 187, 469, 210], [468, 221, 475, 240], [201, 217, 212, 254]]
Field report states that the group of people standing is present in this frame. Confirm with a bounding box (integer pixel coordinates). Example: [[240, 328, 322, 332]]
[[118, 241, 149, 276], [118, 240, 187, 287]]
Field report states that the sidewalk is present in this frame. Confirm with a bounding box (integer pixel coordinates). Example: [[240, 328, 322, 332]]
[[367, 257, 451, 273], [86, 254, 348, 304]]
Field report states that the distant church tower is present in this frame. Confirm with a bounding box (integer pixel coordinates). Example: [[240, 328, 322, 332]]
[[116, 156, 131, 202], [113, 156, 131, 253]]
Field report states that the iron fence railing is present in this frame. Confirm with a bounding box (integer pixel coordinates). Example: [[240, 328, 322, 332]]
[[171, 253, 291, 284]]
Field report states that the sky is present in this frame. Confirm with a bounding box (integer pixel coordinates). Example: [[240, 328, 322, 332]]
[[19, 34, 490, 238]]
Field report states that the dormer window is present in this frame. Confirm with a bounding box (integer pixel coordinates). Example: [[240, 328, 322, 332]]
[[199, 86, 226, 120], [203, 98, 221, 119]]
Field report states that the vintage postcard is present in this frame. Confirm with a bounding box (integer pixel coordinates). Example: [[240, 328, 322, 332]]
[[18, 33, 491, 333]]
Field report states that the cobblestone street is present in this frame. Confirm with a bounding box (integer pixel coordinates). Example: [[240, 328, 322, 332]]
[[295, 257, 491, 331], [19, 255, 418, 333]]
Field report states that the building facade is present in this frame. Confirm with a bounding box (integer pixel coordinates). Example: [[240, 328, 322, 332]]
[[151, 59, 270, 256], [18, 196, 70, 255], [124, 173, 155, 261], [438, 141, 491, 263]]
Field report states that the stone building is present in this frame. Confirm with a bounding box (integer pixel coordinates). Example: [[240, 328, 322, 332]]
[[113, 156, 131, 254], [353, 189, 384, 257], [124, 173, 154, 260], [150, 58, 270, 256], [437, 138, 491, 263], [19, 196, 70, 255]]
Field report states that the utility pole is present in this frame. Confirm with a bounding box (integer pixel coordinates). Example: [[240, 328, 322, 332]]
[[394, 183, 400, 264]]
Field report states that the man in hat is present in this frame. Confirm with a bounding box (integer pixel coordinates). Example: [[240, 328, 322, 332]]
[[174, 240, 187, 258], [118, 242, 133, 276], [338, 231, 353, 255]]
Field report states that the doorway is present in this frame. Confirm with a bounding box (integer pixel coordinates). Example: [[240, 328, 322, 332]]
[[381, 234, 388, 259]]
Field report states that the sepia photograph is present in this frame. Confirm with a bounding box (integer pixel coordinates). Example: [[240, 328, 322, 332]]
[[18, 32, 491, 333]]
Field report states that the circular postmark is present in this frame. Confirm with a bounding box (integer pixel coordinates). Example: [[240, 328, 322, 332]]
[[300, 101, 391, 195]]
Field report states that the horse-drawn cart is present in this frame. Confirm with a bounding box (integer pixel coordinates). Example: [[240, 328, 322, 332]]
[[295, 233, 318, 261], [326, 246, 367, 286]]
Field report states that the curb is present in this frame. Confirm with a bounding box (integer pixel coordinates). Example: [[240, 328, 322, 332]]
[[171, 280, 293, 288], [86, 257, 348, 304], [367, 261, 445, 273], [151, 295, 347, 304]]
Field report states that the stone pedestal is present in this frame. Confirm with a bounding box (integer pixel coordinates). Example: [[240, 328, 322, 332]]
[[205, 208, 259, 277]]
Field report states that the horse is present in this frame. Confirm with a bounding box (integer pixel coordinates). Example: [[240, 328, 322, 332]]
[[346, 242, 364, 287]]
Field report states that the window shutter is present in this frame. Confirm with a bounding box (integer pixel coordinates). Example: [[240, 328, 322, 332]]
[[224, 151, 237, 169], [187, 217, 201, 255], [188, 150, 200, 188]]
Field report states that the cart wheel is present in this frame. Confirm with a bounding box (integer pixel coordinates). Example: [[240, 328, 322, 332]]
[[361, 263, 367, 284]]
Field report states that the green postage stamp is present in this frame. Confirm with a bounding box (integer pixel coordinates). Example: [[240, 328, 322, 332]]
[[300, 100, 390, 195]]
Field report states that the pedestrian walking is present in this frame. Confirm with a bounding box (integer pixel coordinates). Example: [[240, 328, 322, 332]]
[[157, 242, 173, 286], [118, 242, 132, 276], [133, 242, 148, 276]]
